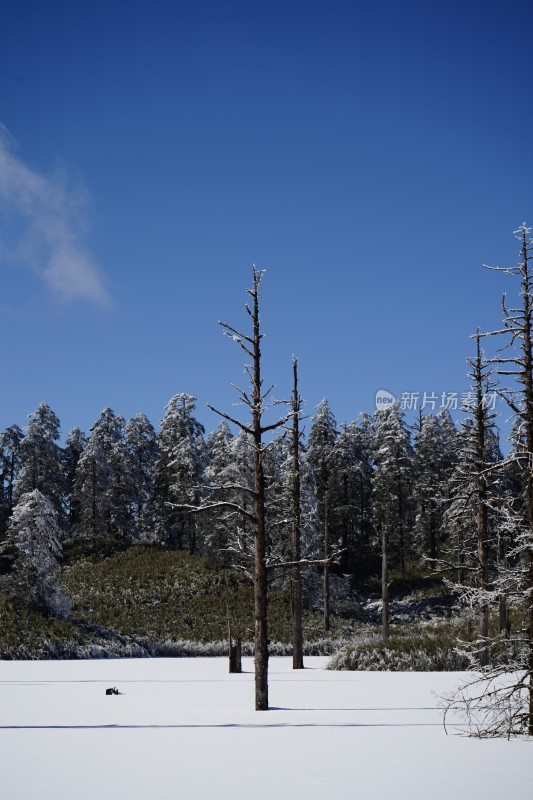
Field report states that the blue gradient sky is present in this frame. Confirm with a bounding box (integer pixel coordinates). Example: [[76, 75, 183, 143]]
[[1, 0, 532, 440]]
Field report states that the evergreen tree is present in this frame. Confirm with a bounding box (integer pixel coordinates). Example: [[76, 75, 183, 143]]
[[413, 413, 449, 564], [72, 408, 127, 546], [437, 407, 460, 468], [373, 403, 414, 572], [0, 489, 71, 616], [308, 399, 337, 505], [268, 437, 319, 568], [156, 394, 208, 552], [206, 421, 234, 477], [17, 404, 64, 518], [124, 413, 159, 542], [351, 414, 376, 564], [373, 403, 414, 640], [92, 408, 129, 541], [0, 424, 23, 531], [203, 421, 235, 559], [308, 398, 337, 629], [63, 427, 87, 532], [330, 422, 372, 572], [72, 435, 111, 543], [203, 426, 256, 565]]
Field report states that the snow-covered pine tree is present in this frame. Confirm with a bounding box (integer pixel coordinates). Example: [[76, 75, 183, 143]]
[[354, 412, 376, 461], [351, 414, 376, 564], [206, 421, 234, 472], [442, 419, 477, 586], [72, 435, 111, 544], [99, 410, 130, 541], [205, 425, 256, 565], [71, 408, 127, 547], [97, 408, 129, 541], [413, 413, 450, 565], [156, 394, 208, 552], [203, 421, 235, 559], [308, 399, 337, 502], [330, 421, 372, 573], [124, 413, 159, 542], [0, 489, 71, 616], [0, 424, 23, 531], [308, 398, 338, 630], [63, 427, 87, 533], [16, 404, 64, 520], [266, 434, 320, 576], [436, 407, 460, 468], [262, 434, 285, 557], [373, 403, 414, 640]]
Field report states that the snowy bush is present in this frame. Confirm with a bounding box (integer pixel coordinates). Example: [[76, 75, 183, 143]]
[[329, 643, 470, 672], [327, 622, 472, 672]]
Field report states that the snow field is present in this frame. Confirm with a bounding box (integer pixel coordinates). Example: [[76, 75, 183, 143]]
[[0, 657, 531, 800]]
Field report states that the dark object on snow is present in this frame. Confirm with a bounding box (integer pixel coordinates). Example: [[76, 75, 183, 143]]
[[229, 635, 242, 674], [105, 687, 119, 695], [228, 617, 242, 673]]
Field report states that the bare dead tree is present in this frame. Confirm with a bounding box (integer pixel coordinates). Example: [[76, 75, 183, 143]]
[[323, 491, 331, 632], [441, 225, 533, 737], [175, 268, 289, 710], [290, 357, 304, 669], [381, 522, 389, 643], [209, 267, 291, 710], [470, 332, 494, 667], [439, 348, 501, 665], [173, 269, 341, 708], [480, 224, 533, 735]]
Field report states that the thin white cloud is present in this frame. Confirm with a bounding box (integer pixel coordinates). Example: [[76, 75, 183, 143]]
[[0, 125, 111, 306]]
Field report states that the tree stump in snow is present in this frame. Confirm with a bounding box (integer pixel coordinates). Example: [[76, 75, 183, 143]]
[[229, 636, 242, 673]]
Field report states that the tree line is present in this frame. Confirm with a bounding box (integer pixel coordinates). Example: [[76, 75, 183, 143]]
[[0, 344, 520, 653], [0, 329, 526, 631], [0, 386, 483, 574]]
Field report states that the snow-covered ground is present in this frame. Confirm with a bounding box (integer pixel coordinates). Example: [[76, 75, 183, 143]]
[[0, 657, 530, 799]]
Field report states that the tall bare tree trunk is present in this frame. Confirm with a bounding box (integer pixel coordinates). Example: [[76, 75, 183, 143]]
[[520, 238, 533, 737], [323, 494, 330, 632], [291, 358, 304, 669], [195, 270, 310, 707], [498, 531, 510, 638], [8, 451, 16, 514], [457, 526, 465, 586], [248, 273, 269, 711], [472, 333, 490, 667], [397, 466, 406, 575], [382, 525, 390, 642], [486, 227, 533, 733]]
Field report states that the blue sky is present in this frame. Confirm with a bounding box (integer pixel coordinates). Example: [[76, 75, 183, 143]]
[[1, 0, 532, 442]]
